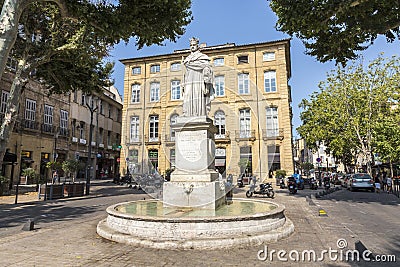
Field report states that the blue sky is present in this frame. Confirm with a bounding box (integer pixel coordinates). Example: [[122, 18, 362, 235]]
[[108, 0, 399, 137]]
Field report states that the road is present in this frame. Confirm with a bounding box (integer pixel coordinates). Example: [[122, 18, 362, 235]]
[[312, 187, 400, 266], [0, 180, 399, 266]]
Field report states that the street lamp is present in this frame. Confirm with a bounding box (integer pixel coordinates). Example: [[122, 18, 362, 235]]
[[85, 95, 99, 195]]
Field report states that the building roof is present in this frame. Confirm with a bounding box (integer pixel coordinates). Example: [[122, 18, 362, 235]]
[[119, 38, 291, 63]]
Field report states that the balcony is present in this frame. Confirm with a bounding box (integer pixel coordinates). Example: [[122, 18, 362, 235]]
[[145, 135, 161, 145], [128, 135, 141, 144], [41, 123, 56, 134], [215, 131, 231, 143], [22, 119, 39, 131], [59, 128, 69, 137], [262, 128, 284, 141], [163, 134, 175, 146], [235, 130, 256, 142]]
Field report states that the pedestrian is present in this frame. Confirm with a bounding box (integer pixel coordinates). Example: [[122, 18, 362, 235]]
[[386, 176, 393, 194], [52, 170, 58, 184], [382, 172, 387, 192], [374, 174, 381, 193]]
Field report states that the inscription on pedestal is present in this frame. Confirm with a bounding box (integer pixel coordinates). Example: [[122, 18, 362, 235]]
[[177, 131, 205, 163]]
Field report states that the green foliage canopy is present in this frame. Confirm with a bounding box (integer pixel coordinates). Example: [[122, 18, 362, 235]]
[[270, 0, 400, 63], [297, 54, 400, 170]]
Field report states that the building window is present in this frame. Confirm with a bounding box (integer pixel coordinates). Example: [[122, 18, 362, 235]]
[[130, 116, 139, 142], [99, 100, 104, 115], [237, 55, 248, 64], [60, 110, 68, 136], [99, 128, 104, 144], [132, 66, 141, 75], [43, 104, 54, 132], [214, 111, 226, 138], [25, 99, 36, 129], [240, 146, 252, 176], [170, 62, 181, 71], [81, 94, 86, 106], [150, 64, 160, 73], [0, 90, 9, 114], [128, 149, 139, 173], [264, 71, 277, 92], [214, 75, 225, 97], [73, 91, 78, 102], [268, 145, 281, 171], [263, 52, 275, 61], [238, 73, 249, 94], [170, 114, 178, 141], [150, 82, 160, 102], [79, 122, 85, 139], [266, 107, 279, 137], [171, 80, 181, 100], [107, 130, 111, 146], [239, 109, 251, 138], [149, 115, 159, 141], [214, 58, 224, 66], [116, 109, 121, 122], [131, 84, 140, 103], [108, 105, 112, 119]]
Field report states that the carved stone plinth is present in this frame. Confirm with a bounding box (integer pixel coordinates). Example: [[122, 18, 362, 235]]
[[163, 116, 225, 209]]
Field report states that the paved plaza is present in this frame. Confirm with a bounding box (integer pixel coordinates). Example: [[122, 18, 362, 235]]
[[0, 180, 398, 266]]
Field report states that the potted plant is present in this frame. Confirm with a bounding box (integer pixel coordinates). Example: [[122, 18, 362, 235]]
[[0, 175, 9, 196], [62, 159, 80, 183]]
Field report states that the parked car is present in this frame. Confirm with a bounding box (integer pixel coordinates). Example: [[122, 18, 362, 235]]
[[347, 173, 375, 192]]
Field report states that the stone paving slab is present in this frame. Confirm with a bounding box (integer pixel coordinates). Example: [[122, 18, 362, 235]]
[[0, 182, 382, 266]]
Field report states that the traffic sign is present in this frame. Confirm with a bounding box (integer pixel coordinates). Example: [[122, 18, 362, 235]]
[[316, 157, 321, 163]]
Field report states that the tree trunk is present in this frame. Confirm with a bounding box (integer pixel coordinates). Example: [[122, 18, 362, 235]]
[[0, 0, 27, 82], [0, 57, 27, 168]]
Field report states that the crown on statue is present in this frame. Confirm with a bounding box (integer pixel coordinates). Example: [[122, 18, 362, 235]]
[[190, 37, 199, 45]]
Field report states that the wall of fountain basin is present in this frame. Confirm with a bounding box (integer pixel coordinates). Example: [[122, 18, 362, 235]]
[[97, 198, 294, 250]]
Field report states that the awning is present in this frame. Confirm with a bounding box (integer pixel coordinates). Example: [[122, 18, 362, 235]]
[[215, 158, 226, 167]]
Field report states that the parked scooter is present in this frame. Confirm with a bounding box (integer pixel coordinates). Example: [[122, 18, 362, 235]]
[[323, 177, 330, 190], [246, 178, 275, 198], [237, 175, 244, 188], [287, 177, 297, 194], [279, 177, 286, 189], [310, 178, 318, 190]]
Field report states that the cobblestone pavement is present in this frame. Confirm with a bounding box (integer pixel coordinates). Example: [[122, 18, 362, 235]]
[[0, 181, 393, 266]]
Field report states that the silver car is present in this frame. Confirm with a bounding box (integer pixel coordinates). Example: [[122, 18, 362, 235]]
[[347, 173, 375, 192]]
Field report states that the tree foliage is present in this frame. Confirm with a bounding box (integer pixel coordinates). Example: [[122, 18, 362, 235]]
[[270, 0, 400, 63], [298, 54, 400, 173]]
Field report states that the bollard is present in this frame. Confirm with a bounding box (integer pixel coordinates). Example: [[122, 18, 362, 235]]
[[22, 219, 35, 231]]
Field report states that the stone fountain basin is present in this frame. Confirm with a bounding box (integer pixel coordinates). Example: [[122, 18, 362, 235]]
[[97, 198, 294, 250]]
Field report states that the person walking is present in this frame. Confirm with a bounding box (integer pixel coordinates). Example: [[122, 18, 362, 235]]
[[386, 176, 393, 194], [374, 174, 381, 193], [52, 170, 58, 184]]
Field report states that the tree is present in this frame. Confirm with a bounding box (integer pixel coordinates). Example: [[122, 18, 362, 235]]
[[298, 55, 400, 174], [0, 0, 192, 83], [62, 159, 79, 182], [270, 0, 400, 63], [0, 0, 192, 168]]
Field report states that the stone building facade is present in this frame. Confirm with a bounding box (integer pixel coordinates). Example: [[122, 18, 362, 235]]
[[1, 67, 122, 185], [119, 39, 294, 181]]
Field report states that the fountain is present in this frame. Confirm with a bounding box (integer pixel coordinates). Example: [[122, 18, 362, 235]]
[[97, 38, 294, 249]]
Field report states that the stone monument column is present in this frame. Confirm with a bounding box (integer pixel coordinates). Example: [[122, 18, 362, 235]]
[[163, 38, 225, 210]]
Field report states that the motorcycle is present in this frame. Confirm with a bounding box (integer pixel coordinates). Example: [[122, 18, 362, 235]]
[[288, 178, 297, 194], [279, 177, 286, 189], [323, 179, 330, 190], [310, 178, 318, 190], [246, 182, 275, 198], [237, 175, 244, 188]]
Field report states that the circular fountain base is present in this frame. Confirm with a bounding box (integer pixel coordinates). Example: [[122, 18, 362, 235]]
[[97, 198, 294, 250]]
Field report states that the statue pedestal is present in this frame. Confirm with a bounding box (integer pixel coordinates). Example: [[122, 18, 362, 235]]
[[163, 116, 226, 209]]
